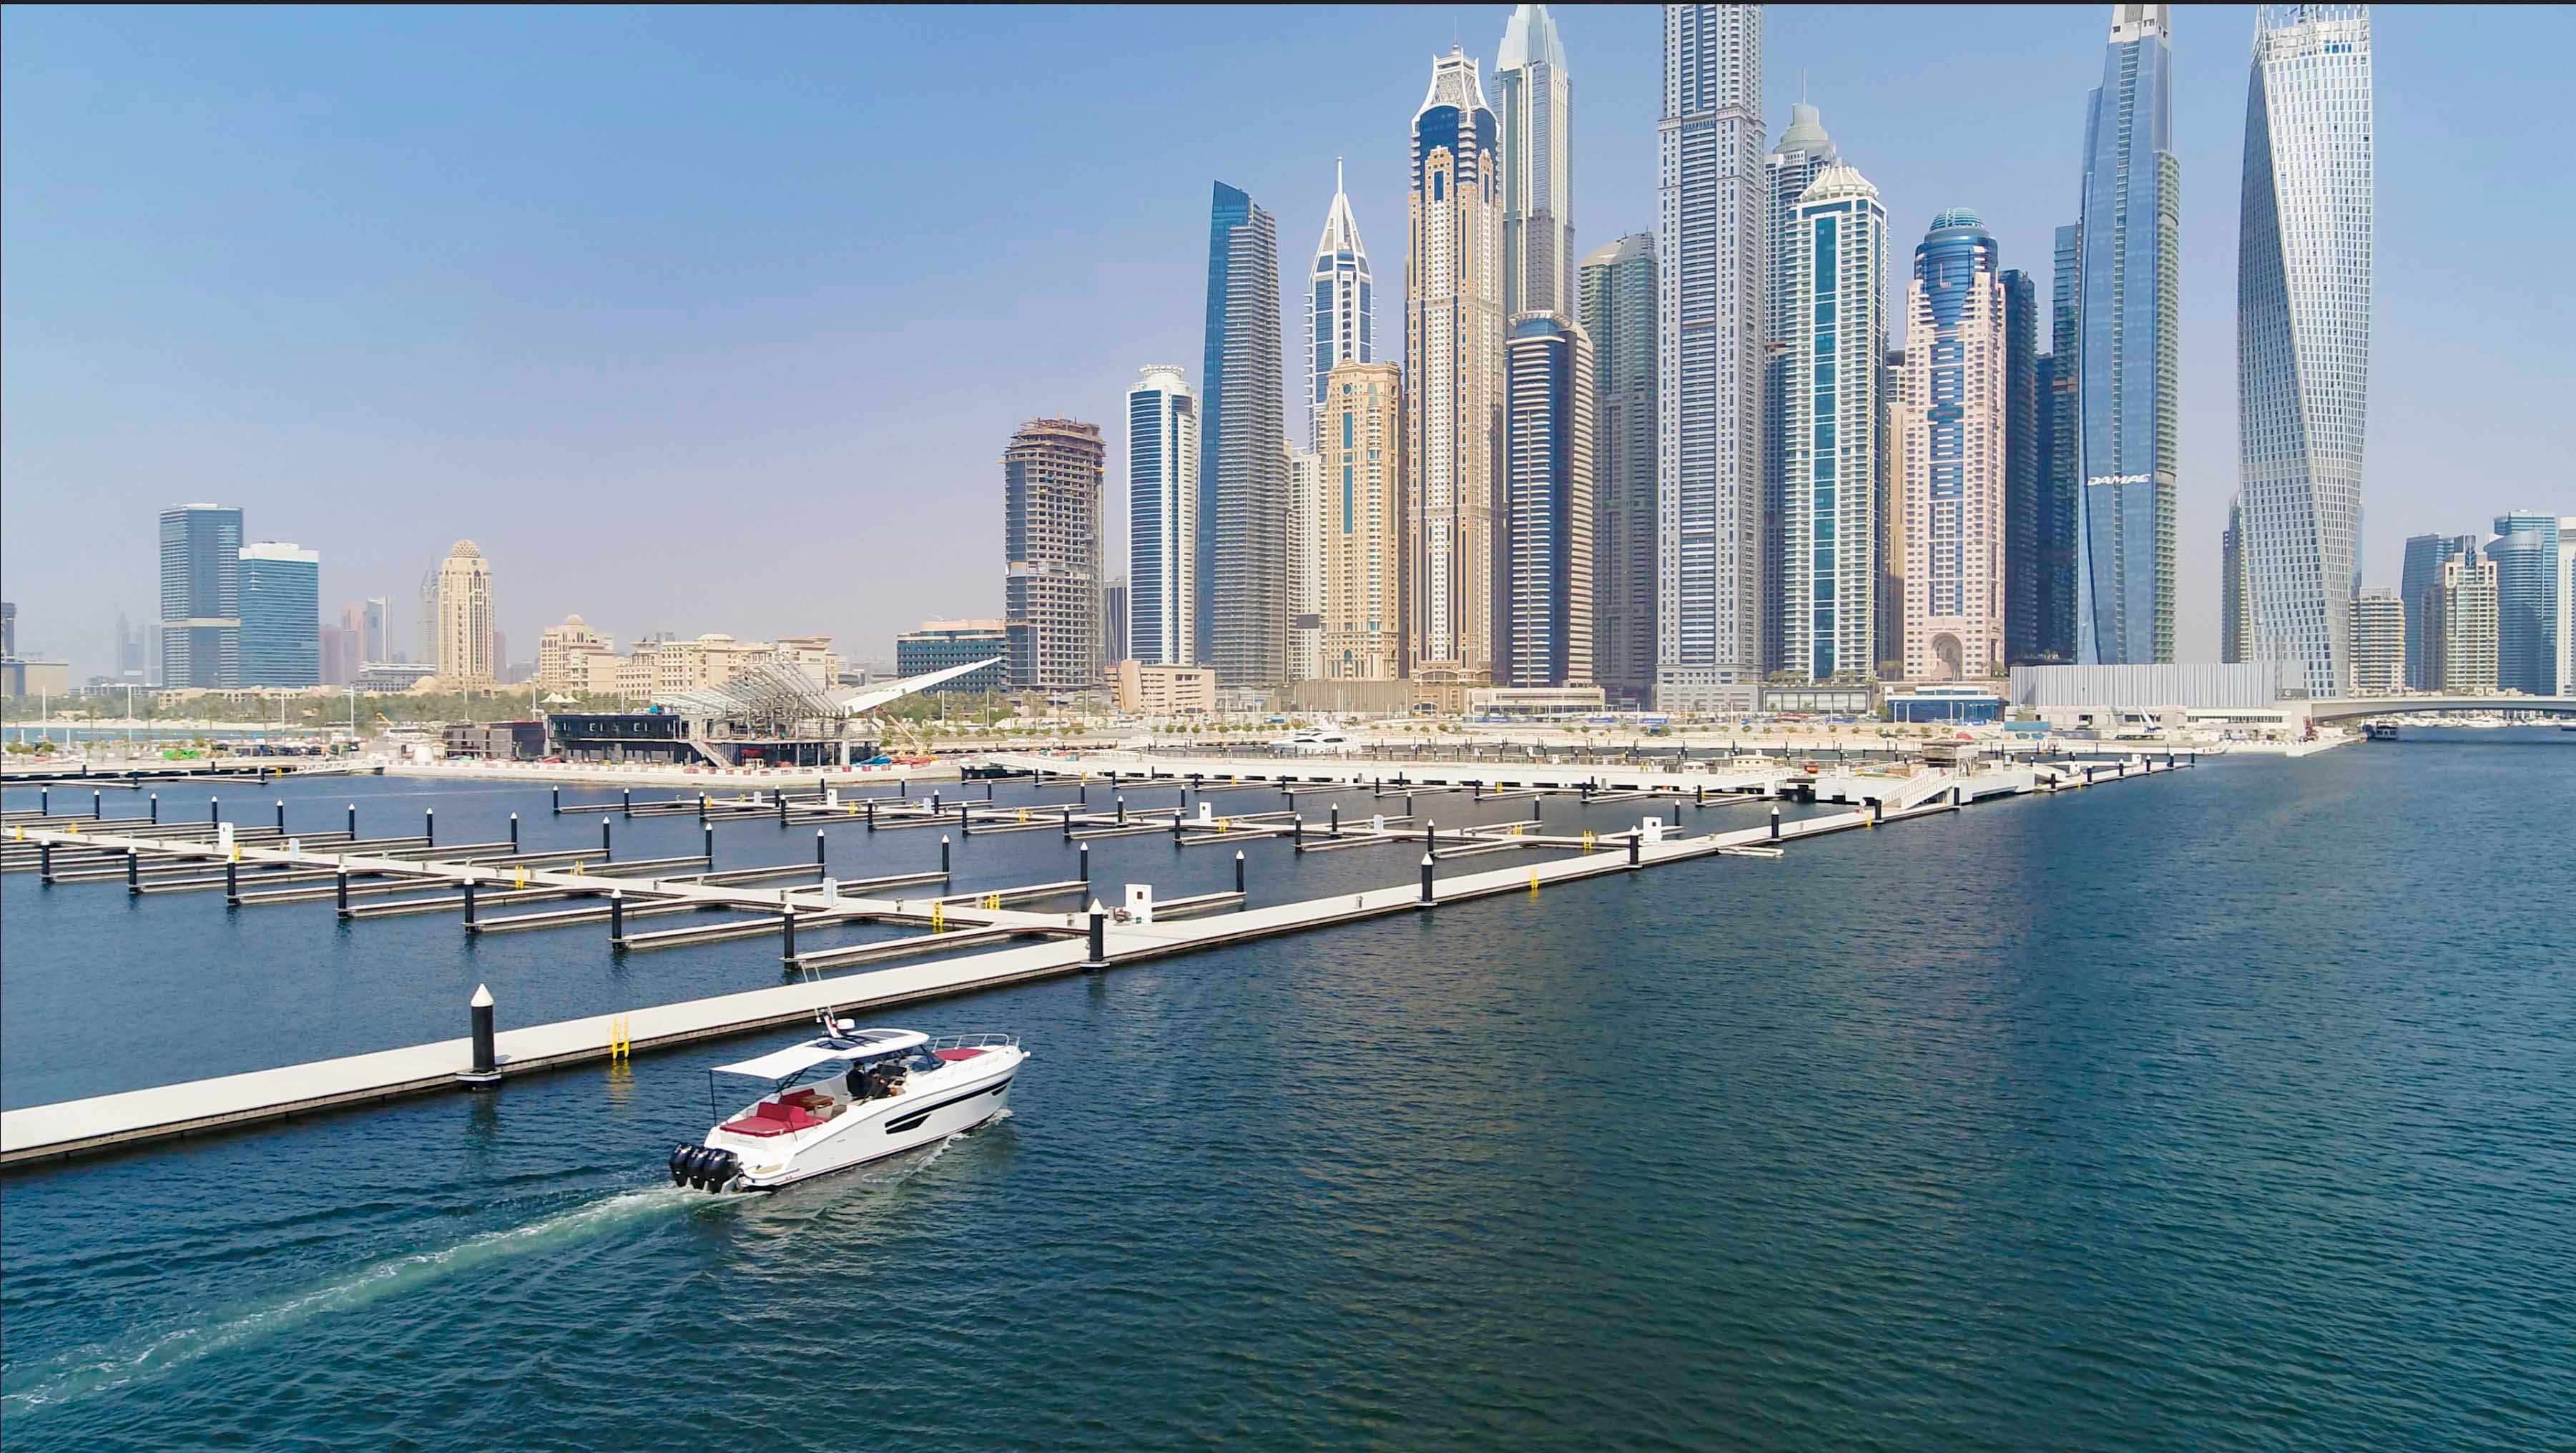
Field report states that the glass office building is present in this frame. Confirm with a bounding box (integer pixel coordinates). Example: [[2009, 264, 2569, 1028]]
[[158, 503, 244, 689], [237, 543, 320, 688]]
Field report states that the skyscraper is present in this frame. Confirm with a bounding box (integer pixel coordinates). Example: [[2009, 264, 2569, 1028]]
[[1580, 234, 1656, 707], [158, 503, 243, 689], [2030, 223, 2085, 665], [1289, 446, 1324, 680], [114, 609, 146, 680], [2560, 518, 2576, 697], [2000, 267, 2045, 666], [2222, 494, 2252, 664], [1102, 578, 1129, 672], [1407, 46, 1503, 689], [2237, 3, 2373, 698], [1002, 418, 1105, 692], [1779, 163, 1885, 683], [2426, 545, 2498, 694], [1126, 365, 1199, 666], [1498, 4, 1574, 322], [1877, 344, 1905, 679], [432, 541, 496, 687], [2487, 512, 2563, 694], [362, 597, 388, 664], [1763, 97, 1837, 676], [2399, 533, 2478, 690], [1899, 210, 2007, 683], [318, 620, 361, 687], [416, 568, 438, 670], [1322, 360, 1406, 682], [1307, 163, 1375, 452], [1201, 182, 1287, 686], [1502, 316, 1595, 688], [2075, 3, 2181, 666], [2349, 588, 2403, 695], [237, 543, 320, 688], [1657, 4, 1764, 709]]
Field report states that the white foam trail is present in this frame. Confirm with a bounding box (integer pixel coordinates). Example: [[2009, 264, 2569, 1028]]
[[2, 1185, 693, 1412]]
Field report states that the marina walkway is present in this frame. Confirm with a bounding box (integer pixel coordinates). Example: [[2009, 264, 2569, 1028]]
[[0, 754, 2183, 1166]]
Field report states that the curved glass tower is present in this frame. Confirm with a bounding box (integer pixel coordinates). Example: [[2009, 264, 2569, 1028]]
[[2237, 4, 2371, 696]]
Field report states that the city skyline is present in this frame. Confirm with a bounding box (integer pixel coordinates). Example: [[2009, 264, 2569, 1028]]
[[4, 6, 2567, 681]]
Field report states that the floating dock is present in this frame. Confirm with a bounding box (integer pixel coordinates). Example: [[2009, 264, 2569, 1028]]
[[0, 754, 2185, 1166]]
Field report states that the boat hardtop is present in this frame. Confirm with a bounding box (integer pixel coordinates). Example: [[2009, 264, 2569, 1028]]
[[672, 1023, 1025, 1192], [710, 1027, 930, 1080]]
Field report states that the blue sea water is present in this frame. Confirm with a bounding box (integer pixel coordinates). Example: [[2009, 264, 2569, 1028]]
[[2, 744, 2570, 1449]]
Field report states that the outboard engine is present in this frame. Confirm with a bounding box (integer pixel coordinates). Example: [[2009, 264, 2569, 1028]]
[[672, 1146, 741, 1192]]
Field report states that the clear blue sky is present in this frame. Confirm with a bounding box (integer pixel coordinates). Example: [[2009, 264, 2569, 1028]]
[[5, 5, 2568, 679]]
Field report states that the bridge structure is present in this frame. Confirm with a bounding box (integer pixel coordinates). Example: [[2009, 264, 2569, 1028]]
[[2301, 695, 2576, 723]]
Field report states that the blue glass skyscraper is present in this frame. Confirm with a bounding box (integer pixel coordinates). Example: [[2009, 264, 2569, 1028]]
[[2074, 4, 2180, 666], [158, 503, 242, 688], [2487, 513, 2562, 694], [237, 543, 320, 688]]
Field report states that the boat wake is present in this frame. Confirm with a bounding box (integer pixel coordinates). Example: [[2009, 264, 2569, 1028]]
[[0, 1183, 694, 1413]]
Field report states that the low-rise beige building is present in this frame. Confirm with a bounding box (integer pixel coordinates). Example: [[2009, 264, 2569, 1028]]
[[535, 615, 618, 691], [1114, 659, 1217, 715]]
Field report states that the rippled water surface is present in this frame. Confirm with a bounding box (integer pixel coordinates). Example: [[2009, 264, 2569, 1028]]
[[4, 746, 2571, 1449]]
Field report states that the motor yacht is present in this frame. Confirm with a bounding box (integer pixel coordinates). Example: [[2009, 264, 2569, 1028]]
[[669, 1023, 1025, 1192]]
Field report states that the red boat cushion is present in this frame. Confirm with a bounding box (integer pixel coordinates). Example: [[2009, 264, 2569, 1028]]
[[722, 1100, 822, 1136], [934, 1048, 986, 1062]]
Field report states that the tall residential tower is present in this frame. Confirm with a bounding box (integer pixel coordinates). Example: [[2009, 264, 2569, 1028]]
[[1580, 235, 1656, 706], [1498, 4, 1575, 322], [1779, 163, 1886, 683], [1502, 316, 1595, 687], [1201, 182, 1287, 686], [2075, 3, 2181, 666], [1407, 47, 1503, 689], [1322, 360, 1407, 683], [1657, 4, 1764, 708], [1003, 418, 1105, 692], [1126, 365, 1199, 666], [2236, 3, 2372, 696], [1763, 98, 1837, 676], [431, 541, 496, 687], [1899, 210, 2007, 683], [1307, 162, 1375, 451]]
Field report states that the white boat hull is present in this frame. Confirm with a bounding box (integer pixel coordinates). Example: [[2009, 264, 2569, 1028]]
[[703, 1052, 1023, 1192]]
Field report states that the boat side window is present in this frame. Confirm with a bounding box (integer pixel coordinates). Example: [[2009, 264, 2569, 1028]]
[[905, 1048, 945, 1075]]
